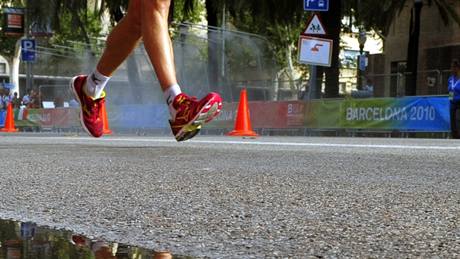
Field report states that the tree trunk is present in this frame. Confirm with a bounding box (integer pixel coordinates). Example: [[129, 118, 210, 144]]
[[9, 39, 21, 96], [286, 43, 298, 99], [168, 0, 174, 25], [321, 0, 341, 98], [314, 66, 324, 98], [206, 0, 220, 94], [405, 1, 422, 96]]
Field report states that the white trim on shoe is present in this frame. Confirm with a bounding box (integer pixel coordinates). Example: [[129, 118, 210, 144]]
[[70, 76, 94, 137]]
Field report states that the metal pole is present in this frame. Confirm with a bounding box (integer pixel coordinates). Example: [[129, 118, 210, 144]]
[[307, 65, 317, 99], [221, 3, 226, 79], [25, 0, 32, 93], [357, 46, 363, 90]]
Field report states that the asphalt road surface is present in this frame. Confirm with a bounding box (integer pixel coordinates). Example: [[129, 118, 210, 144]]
[[0, 134, 459, 258]]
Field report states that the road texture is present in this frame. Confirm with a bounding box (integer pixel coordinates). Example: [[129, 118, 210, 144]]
[[0, 134, 459, 258]]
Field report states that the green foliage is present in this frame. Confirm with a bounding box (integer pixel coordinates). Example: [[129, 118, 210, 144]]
[[49, 10, 102, 48], [173, 0, 204, 23], [231, 11, 307, 69], [0, 31, 20, 61], [0, 1, 24, 60], [350, 0, 460, 36], [220, 1, 308, 70], [103, 0, 128, 23]]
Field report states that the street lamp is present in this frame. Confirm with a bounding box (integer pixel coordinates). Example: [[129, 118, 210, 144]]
[[357, 30, 367, 90], [358, 31, 367, 53]]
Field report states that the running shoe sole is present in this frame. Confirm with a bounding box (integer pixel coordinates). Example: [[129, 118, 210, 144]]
[[173, 99, 222, 142]]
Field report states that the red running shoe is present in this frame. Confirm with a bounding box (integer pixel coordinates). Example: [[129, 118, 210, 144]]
[[169, 92, 222, 141], [70, 75, 104, 138]]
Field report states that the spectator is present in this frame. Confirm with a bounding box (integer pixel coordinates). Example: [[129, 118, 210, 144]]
[[448, 59, 460, 139], [54, 95, 64, 108], [12, 92, 21, 109], [22, 89, 31, 106], [363, 78, 374, 93], [0, 89, 4, 111], [3, 88, 11, 105], [28, 89, 40, 109]]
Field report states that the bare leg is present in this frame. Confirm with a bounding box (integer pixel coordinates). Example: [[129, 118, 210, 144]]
[[141, 0, 178, 91], [96, 0, 142, 76]]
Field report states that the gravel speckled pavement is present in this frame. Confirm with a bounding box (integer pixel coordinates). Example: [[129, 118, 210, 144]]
[[0, 134, 459, 258]]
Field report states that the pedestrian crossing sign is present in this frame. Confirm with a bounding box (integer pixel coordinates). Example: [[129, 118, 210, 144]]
[[302, 14, 327, 36]]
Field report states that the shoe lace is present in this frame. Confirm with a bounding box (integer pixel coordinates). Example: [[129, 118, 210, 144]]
[[177, 94, 197, 106], [174, 95, 198, 121]]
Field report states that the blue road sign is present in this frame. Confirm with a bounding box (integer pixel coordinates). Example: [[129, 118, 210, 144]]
[[21, 39, 36, 62], [304, 0, 329, 12], [359, 54, 367, 71]]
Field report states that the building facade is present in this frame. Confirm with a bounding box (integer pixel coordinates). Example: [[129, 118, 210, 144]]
[[371, 0, 460, 97]]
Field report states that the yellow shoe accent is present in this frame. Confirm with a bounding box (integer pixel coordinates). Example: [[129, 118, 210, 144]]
[[86, 89, 106, 100]]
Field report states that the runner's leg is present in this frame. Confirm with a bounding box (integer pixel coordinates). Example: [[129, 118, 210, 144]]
[[96, 0, 142, 76], [140, 0, 177, 91]]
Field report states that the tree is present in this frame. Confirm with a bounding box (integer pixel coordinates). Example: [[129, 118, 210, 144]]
[[320, 1, 342, 98], [201, 0, 306, 98], [0, 0, 27, 94], [220, 0, 460, 98], [0, 0, 109, 94]]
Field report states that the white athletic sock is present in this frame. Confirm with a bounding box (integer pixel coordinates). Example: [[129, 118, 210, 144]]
[[163, 84, 182, 120], [85, 70, 110, 99]]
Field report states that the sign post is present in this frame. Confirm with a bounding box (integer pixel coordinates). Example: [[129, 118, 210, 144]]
[[21, 38, 35, 94], [2, 8, 25, 35], [24, 2, 34, 94], [359, 54, 367, 71], [302, 0, 330, 99], [304, 0, 329, 12], [298, 36, 333, 67], [21, 39, 36, 62], [302, 14, 327, 36]]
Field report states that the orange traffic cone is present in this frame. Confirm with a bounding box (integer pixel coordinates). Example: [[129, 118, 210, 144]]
[[227, 88, 258, 137], [1, 102, 18, 132], [100, 101, 112, 135], [153, 251, 172, 259]]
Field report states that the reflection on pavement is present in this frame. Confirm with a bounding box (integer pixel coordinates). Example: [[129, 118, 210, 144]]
[[0, 219, 182, 259]]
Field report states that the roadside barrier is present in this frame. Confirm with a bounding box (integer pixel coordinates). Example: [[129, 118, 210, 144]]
[[0, 96, 452, 136]]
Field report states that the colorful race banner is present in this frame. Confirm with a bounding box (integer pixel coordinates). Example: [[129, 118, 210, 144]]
[[0, 97, 451, 133], [207, 101, 305, 129], [306, 96, 450, 131], [13, 108, 79, 128], [109, 104, 169, 129]]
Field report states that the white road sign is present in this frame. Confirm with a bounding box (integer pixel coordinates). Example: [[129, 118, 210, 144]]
[[298, 36, 333, 67], [302, 14, 326, 35]]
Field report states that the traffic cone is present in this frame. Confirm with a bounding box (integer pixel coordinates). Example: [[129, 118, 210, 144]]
[[227, 88, 258, 137], [153, 251, 172, 259], [100, 101, 112, 135], [1, 102, 18, 132]]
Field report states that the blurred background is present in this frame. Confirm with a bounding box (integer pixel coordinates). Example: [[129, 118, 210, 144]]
[[0, 0, 459, 136]]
